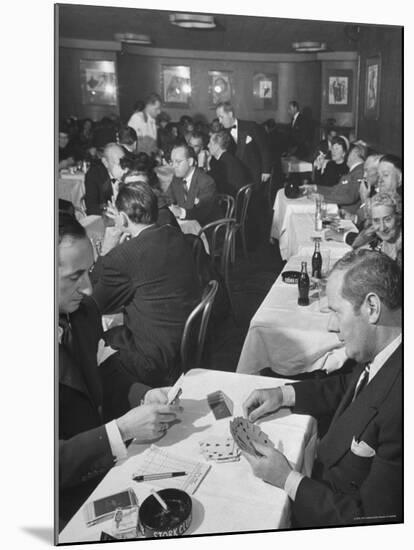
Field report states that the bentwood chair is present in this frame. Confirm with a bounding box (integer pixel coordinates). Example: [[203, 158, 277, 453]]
[[234, 184, 254, 260], [217, 193, 235, 219], [198, 218, 237, 322], [180, 279, 219, 372]]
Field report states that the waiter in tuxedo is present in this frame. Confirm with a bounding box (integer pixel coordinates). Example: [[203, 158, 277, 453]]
[[287, 100, 310, 159], [85, 143, 127, 215], [216, 101, 272, 245], [243, 250, 402, 528]]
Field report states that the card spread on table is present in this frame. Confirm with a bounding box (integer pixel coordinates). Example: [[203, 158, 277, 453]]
[[199, 436, 241, 462], [229, 416, 275, 457], [167, 374, 185, 404], [207, 391, 233, 419]]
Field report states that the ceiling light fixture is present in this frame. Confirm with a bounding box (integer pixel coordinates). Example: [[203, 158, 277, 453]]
[[292, 41, 327, 52], [169, 13, 216, 29], [114, 32, 152, 45]]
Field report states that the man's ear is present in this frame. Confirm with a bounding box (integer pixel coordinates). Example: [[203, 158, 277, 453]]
[[102, 157, 109, 169], [364, 292, 381, 324], [188, 156, 194, 167]]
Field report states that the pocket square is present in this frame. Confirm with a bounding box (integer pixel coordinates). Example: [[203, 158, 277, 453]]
[[245, 135, 252, 144], [351, 437, 376, 458]]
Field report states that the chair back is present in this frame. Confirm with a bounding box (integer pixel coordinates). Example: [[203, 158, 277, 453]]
[[235, 184, 253, 227], [180, 280, 219, 372], [217, 194, 235, 218], [198, 217, 236, 272]]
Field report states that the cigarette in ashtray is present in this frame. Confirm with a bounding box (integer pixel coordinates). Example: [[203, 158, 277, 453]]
[[150, 489, 169, 511]]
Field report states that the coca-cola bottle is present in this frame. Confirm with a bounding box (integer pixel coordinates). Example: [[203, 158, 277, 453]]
[[312, 239, 323, 278], [298, 261, 310, 306]]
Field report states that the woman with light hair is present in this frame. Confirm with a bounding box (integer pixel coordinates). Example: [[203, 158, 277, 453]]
[[352, 192, 402, 264]]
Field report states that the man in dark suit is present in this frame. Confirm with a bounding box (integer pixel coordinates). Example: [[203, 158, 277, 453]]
[[84, 143, 127, 215], [207, 129, 249, 196], [92, 182, 201, 387], [317, 141, 366, 215], [243, 250, 402, 528], [167, 143, 220, 226], [216, 101, 272, 245], [58, 213, 180, 529], [287, 100, 311, 160]]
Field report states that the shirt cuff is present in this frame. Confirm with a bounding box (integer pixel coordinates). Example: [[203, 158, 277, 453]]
[[179, 207, 186, 220], [105, 420, 128, 462], [284, 470, 305, 501], [280, 384, 296, 407]]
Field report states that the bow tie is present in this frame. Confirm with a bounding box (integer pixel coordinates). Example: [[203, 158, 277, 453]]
[[111, 178, 118, 185]]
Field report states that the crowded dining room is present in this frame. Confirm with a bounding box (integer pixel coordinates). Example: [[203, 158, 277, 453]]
[[55, 2, 403, 544]]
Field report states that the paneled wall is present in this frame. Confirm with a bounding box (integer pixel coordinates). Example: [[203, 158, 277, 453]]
[[357, 26, 402, 156], [117, 50, 321, 126], [59, 47, 119, 121]]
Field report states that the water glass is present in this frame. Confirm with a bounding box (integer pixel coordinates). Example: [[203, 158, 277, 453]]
[[318, 279, 330, 313], [321, 248, 331, 278]]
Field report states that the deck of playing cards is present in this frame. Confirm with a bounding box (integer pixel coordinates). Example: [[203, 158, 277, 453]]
[[199, 436, 241, 462], [229, 417, 275, 457], [207, 391, 233, 419], [167, 374, 184, 404]]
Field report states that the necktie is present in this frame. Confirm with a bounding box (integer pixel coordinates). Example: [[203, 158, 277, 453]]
[[352, 363, 371, 402], [111, 178, 119, 199], [182, 179, 188, 203], [59, 315, 74, 354]]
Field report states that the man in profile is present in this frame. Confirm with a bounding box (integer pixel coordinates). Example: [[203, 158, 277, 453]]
[[208, 130, 249, 196], [84, 143, 127, 215], [58, 213, 180, 529], [128, 93, 162, 155], [168, 143, 220, 226], [243, 250, 402, 528]]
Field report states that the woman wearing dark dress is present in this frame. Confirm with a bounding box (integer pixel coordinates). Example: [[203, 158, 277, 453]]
[[313, 136, 349, 187]]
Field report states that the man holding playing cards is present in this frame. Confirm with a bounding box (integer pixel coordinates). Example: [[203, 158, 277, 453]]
[[243, 250, 402, 528]]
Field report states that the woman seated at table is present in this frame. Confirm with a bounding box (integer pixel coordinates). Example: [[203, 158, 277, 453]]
[[326, 192, 402, 266], [378, 153, 403, 196], [313, 136, 349, 187]]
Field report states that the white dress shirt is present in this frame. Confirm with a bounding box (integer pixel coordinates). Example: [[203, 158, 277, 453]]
[[283, 332, 402, 500], [230, 120, 238, 143], [178, 167, 196, 220]]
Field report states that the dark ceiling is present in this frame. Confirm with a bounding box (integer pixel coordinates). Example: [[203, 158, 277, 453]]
[[58, 4, 376, 53]]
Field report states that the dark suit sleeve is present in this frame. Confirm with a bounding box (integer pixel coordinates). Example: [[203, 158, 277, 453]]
[[292, 372, 351, 419], [317, 179, 360, 206], [85, 169, 102, 215], [92, 253, 135, 314], [167, 180, 177, 204], [59, 427, 114, 489], [186, 174, 217, 225], [251, 123, 272, 174]]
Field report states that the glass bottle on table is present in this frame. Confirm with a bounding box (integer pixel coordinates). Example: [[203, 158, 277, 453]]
[[315, 200, 323, 231], [312, 239, 323, 279], [298, 261, 310, 306]]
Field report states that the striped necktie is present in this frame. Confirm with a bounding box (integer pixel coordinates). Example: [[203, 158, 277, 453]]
[[182, 178, 188, 203], [59, 315, 73, 354], [352, 363, 371, 402]]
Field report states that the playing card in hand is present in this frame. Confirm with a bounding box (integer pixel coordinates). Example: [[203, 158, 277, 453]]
[[229, 417, 274, 457]]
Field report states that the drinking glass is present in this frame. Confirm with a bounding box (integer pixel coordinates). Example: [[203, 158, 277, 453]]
[[321, 248, 331, 278], [318, 278, 330, 313]]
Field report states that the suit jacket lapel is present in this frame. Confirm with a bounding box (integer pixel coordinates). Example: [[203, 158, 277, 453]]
[[320, 346, 402, 468], [236, 121, 247, 159]]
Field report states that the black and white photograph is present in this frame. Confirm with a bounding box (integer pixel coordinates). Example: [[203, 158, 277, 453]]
[[4, 1, 406, 548]]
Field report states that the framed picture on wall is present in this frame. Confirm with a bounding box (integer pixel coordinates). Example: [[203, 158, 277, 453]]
[[364, 55, 381, 119], [80, 60, 118, 106], [208, 71, 233, 108], [325, 69, 353, 111], [253, 73, 278, 109], [162, 65, 191, 107]]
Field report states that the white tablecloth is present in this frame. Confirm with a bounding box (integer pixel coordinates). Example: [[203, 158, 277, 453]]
[[59, 368, 317, 543], [58, 171, 86, 214], [237, 255, 345, 376], [271, 189, 339, 260], [281, 157, 313, 174]]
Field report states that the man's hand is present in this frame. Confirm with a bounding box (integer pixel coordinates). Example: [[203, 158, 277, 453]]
[[325, 228, 345, 242], [116, 403, 181, 442], [242, 388, 284, 422], [261, 173, 271, 183], [243, 442, 292, 488], [144, 387, 170, 405]]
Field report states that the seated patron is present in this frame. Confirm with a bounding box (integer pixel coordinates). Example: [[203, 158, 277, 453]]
[[242, 250, 402, 528], [58, 130, 77, 170], [317, 141, 366, 215], [58, 213, 180, 529], [168, 143, 220, 225], [92, 182, 201, 387], [189, 132, 209, 171], [314, 136, 349, 188], [84, 143, 127, 215], [207, 130, 249, 196], [119, 125, 138, 154], [378, 154, 403, 195]]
